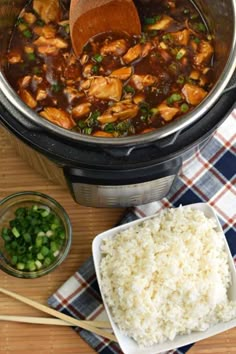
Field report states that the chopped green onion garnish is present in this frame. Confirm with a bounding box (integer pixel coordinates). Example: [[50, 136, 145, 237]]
[[162, 33, 172, 42], [77, 120, 86, 129], [181, 103, 189, 112], [92, 65, 99, 74], [51, 82, 63, 93], [183, 8, 190, 15], [193, 37, 200, 44], [41, 209, 50, 217], [32, 67, 41, 75], [177, 75, 185, 85], [150, 108, 159, 116], [167, 93, 182, 104], [23, 29, 32, 38], [12, 227, 20, 238], [196, 22, 206, 32], [176, 49, 186, 60], [84, 127, 93, 135], [16, 17, 25, 25], [140, 33, 147, 44], [90, 110, 100, 121], [27, 52, 36, 61], [104, 123, 115, 132], [16, 262, 25, 270], [63, 24, 70, 34], [144, 17, 156, 25], [124, 85, 135, 94], [36, 19, 45, 27], [154, 15, 161, 21], [190, 14, 199, 20], [149, 30, 158, 37], [92, 53, 103, 63]]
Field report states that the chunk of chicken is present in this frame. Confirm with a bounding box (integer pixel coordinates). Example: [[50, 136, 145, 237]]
[[83, 64, 93, 78], [33, 25, 57, 38], [110, 67, 132, 80], [133, 93, 146, 105], [130, 74, 157, 90], [36, 89, 47, 101], [140, 127, 156, 134], [170, 29, 190, 46], [34, 36, 68, 49], [40, 107, 75, 129], [72, 102, 91, 119], [41, 25, 57, 39], [36, 46, 55, 54], [96, 114, 117, 124], [33, 26, 43, 36], [23, 12, 36, 25], [141, 42, 153, 58], [182, 83, 207, 105], [122, 42, 153, 64], [167, 1, 176, 8], [159, 48, 172, 62], [122, 43, 142, 64], [146, 15, 174, 31], [20, 89, 37, 109], [8, 52, 22, 64], [80, 54, 89, 65], [101, 39, 128, 56], [24, 46, 34, 54], [193, 40, 214, 66], [92, 131, 113, 137], [158, 102, 179, 121], [33, 0, 60, 24], [81, 76, 122, 101], [97, 100, 138, 123], [31, 75, 43, 92], [63, 87, 84, 104], [111, 102, 138, 121], [34, 36, 67, 56], [189, 70, 200, 80], [19, 75, 31, 89]]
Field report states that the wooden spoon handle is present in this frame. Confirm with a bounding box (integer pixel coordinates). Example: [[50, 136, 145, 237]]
[[0, 287, 115, 342]]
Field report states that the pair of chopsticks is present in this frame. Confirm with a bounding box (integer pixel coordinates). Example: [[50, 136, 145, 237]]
[[0, 287, 116, 342]]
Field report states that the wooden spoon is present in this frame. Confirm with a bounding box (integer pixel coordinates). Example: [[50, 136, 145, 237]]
[[70, 0, 141, 56]]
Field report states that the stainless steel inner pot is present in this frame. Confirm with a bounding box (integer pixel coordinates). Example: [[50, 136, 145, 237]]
[[0, 0, 235, 146]]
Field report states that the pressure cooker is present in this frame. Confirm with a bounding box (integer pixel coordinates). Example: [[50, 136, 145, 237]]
[[0, 0, 236, 207]]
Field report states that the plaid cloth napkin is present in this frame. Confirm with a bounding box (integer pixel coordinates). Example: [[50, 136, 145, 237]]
[[48, 110, 236, 354]]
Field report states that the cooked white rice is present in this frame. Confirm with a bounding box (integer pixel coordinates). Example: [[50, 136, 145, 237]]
[[100, 206, 236, 347]]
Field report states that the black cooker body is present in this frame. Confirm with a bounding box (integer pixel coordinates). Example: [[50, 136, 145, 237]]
[[0, 79, 235, 207]]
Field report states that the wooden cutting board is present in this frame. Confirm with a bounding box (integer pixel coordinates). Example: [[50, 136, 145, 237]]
[[0, 125, 235, 354]]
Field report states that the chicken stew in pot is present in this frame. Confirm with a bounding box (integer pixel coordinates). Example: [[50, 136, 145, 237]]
[[5, 0, 215, 137]]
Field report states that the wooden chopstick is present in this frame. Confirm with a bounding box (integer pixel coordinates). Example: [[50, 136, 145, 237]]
[[0, 315, 74, 326], [0, 287, 116, 342], [0, 315, 110, 327]]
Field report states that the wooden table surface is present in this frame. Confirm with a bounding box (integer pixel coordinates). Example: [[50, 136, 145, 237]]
[[0, 125, 235, 354]]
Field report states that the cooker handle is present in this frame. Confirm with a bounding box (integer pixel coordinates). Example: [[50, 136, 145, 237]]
[[101, 129, 183, 158], [152, 129, 183, 149]]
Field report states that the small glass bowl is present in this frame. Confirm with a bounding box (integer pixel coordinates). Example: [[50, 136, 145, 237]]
[[0, 191, 72, 278]]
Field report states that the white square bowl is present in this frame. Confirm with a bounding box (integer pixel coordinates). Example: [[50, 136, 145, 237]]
[[92, 203, 236, 354]]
